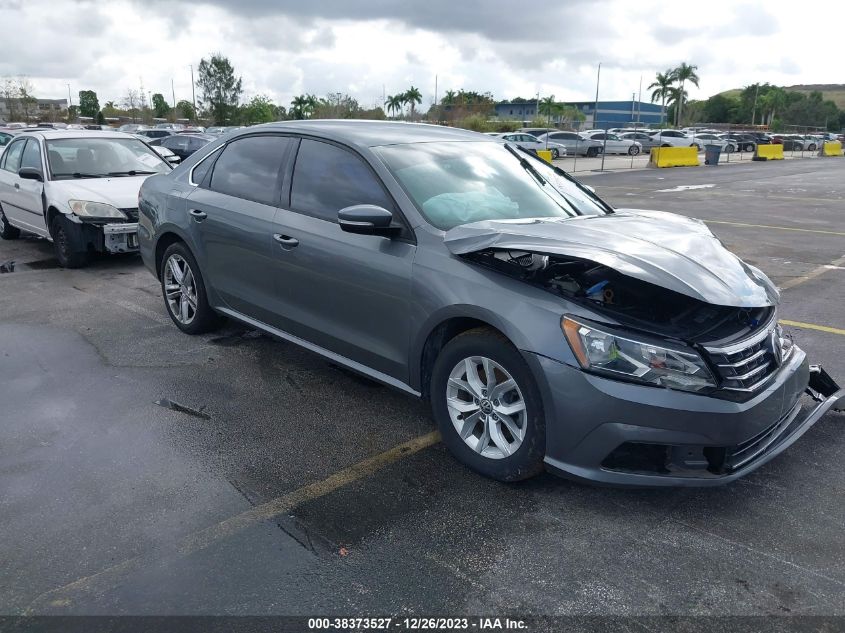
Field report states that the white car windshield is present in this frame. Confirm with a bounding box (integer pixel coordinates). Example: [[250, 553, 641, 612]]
[[46, 137, 171, 179], [375, 141, 608, 230]]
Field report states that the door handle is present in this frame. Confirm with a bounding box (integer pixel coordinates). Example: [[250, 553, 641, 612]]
[[273, 234, 299, 248], [188, 209, 207, 221]]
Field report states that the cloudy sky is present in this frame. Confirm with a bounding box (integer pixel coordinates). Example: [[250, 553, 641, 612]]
[[0, 0, 841, 110]]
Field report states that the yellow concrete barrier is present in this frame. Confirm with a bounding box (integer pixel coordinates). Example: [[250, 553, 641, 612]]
[[755, 144, 784, 160], [536, 149, 553, 163], [648, 147, 699, 168], [822, 141, 843, 156]]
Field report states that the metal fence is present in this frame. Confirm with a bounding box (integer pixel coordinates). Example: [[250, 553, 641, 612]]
[[542, 119, 838, 174]]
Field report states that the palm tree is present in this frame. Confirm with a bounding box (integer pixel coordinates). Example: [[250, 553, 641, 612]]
[[443, 89, 456, 107], [290, 94, 317, 120], [648, 70, 675, 125], [538, 95, 559, 126], [385, 94, 403, 118], [671, 62, 700, 126], [404, 85, 422, 120], [667, 87, 688, 126]]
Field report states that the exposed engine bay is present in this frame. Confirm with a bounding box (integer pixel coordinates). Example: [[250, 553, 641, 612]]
[[466, 249, 773, 344]]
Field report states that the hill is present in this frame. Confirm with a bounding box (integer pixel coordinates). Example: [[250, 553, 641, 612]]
[[717, 84, 845, 109]]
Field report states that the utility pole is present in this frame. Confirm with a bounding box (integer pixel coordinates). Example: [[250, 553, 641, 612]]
[[593, 62, 601, 130], [536, 92, 540, 122], [637, 75, 642, 127], [190, 65, 196, 122], [171, 78, 176, 108], [67, 84, 72, 108], [751, 83, 759, 127], [434, 74, 438, 121]]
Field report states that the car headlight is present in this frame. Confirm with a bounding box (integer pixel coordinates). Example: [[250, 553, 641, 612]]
[[68, 200, 127, 219], [775, 323, 795, 362], [561, 316, 716, 393]]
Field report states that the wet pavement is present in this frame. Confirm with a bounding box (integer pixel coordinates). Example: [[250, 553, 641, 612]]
[[1, 158, 844, 617]]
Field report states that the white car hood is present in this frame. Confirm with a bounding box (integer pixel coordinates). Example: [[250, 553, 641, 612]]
[[47, 176, 150, 210]]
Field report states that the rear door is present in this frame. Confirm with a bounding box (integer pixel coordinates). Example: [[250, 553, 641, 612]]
[[269, 137, 416, 382], [185, 134, 294, 323], [0, 138, 36, 232]]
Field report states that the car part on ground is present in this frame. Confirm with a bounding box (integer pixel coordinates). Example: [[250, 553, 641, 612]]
[[138, 121, 842, 486]]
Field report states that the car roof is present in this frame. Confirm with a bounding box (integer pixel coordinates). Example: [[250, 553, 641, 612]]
[[13, 129, 134, 141], [242, 120, 491, 148]]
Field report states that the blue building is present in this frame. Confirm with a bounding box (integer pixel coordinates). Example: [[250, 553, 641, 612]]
[[494, 100, 665, 129]]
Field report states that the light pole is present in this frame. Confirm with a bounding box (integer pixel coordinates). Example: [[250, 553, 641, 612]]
[[190, 65, 196, 122]]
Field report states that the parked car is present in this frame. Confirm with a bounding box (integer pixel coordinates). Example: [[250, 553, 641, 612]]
[[518, 127, 556, 138], [137, 129, 175, 140], [205, 126, 243, 136], [535, 131, 604, 157], [618, 131, 662, 152], [0, 130, 171, 267], [155, 123, 185, 131], [138, 121, 843, 485], [771, 135, 806, 151], [488, 133, 567, 159], [721, 133, 757, 152], [583, 132, 643, 155], [155, 133, 215, 161], [690, 133, 738, 153], [648, 129, 699, 149], [118, 124, 149, 134], [152, 145, 182, 165]]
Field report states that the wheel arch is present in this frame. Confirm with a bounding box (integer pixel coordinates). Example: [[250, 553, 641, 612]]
[[412, 307, 527, 398], [153, 228, 192, 279]]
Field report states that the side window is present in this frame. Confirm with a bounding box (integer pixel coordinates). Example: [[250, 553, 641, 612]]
[[290, 139, 393, 223], [163, 136, 189, 151], [208, 135, 292, 205], [191, 147, 222, 186], [20, 139, 43, 171], [1, 139, 26, 172], [0, 132, 11, 146]]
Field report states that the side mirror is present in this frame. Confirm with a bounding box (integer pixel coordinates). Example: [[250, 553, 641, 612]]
[[18, 167, 43, 182], [165, 154, 181, 165], [338, 205, 399, 237]]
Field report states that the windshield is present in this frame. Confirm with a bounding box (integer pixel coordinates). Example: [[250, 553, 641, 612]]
[[375, 141, 608, 230], [46, 137, 170, 179]]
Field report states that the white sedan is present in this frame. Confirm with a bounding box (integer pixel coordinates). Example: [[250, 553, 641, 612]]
[[583, 132, 643, 155], [488, 132, 568, 159], [0, 130, 172, 267], [648, 129, 699, 148]]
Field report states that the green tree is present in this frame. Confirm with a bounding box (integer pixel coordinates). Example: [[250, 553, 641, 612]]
[[175, 99, 196, 121], [538, 95, 559, 126], [385, 94, 403, 118], [66, 105, 78, 123], [196, 53, 243, 124], [290, 94, 317, 119], [648, 70, 675, 125], [151, 93, 171, 118], [96, 111, 105, 125], [240, 95, 277, 124], [313, 93, 360, 119], [670, 62, 699, 126], [17, 78, 37, 121], [404, 85, 422, 119], [701, 93, 739, 123], [78, 90, 99, 118]]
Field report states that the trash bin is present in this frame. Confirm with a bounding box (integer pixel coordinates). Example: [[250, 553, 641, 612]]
[[704, 144, 722, 166]]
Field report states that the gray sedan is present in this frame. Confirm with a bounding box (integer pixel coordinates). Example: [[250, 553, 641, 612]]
[[535, 131, 604, 157], [138, 121, 842, 486]]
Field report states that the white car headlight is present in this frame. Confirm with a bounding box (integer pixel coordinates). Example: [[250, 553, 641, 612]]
[[68, 200, 127, 219], [562, 316, 716, 393]]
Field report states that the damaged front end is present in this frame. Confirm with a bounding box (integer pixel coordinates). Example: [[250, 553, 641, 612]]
[[445, 212, 842, 483]]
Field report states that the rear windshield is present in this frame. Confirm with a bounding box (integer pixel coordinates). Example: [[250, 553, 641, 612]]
[[375, 141, 608, 230]]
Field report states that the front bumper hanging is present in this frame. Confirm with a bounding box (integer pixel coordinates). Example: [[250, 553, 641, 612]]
[[102, 222, 139, 253]]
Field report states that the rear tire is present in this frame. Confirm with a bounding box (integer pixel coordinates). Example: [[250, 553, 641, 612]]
[[430, 328, 545, 482], [586, 147, 599, 158], [160, 242, 221, 335], [551, 148, 559, 160], [0, 204, 21, 240], [51, 216, 89, 268]]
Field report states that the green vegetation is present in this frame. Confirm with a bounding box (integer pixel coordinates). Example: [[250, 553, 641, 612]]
[[196, 53, 243, 124], [77, 90, 99, 118]]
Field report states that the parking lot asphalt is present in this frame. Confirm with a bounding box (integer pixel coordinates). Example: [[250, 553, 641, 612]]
[[1, 158, 844, 618]]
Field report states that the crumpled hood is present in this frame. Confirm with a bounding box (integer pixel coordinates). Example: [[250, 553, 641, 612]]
[[47, 176, 150, 210], [444, 209, 779, 307]]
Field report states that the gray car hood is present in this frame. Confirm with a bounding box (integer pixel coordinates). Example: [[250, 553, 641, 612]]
[[443, 209, 779, 307]]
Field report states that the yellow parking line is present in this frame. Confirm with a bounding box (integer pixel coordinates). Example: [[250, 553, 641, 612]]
[[780, 320, 845, 337], [704, 220, 845, 237], [24, 430, 441, 613]]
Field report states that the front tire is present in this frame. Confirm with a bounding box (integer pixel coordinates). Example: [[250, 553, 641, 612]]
[[430, 328, 545, 481], [51, 216, 89, 268], [160, 242, 221, 334], [628, 145, 640, 156], [551, 148, 559, 160], [586, 147, 599, 158], [0, 204, 21, 240]]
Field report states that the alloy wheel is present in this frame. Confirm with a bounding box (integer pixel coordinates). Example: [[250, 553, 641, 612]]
[[163, 254, 198, 325], [446, 356, 527, 459]]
